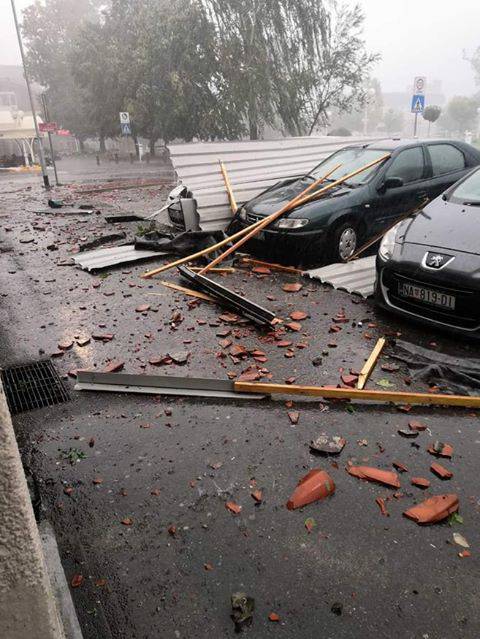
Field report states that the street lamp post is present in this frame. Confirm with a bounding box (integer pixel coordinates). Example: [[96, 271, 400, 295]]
[[363, 87, 376, 136], [10, 0, 50, 189]]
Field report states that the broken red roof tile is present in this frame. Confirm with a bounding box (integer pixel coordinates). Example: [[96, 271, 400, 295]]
[[285, 321, 302, 332], [411, 477, 431, 489], [375, 497, 389, 516], [290, 311, 308, 321], [430, 462, 453, 479], [409, 420, 427, 431], [392, 461, 408, 473], [103, 361, 124, 373], [341, 374, 358, 388], [282, 282, 303, 292], [251, 490, 263, 504], [135, 304, 150, 312], [427, 442, 453, 458], [287, 469, 335, 510], [268, 612, 280, 622], [347, 466, 400, 489], [287, 411, 299, 425], [226, 501, 242, 515], [403, 494, 459, 524]]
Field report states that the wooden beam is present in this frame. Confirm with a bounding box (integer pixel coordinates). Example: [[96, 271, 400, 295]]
[[356, 337, 386, 390], [198, 161, 348, 275], [219, 159, 237, 214], [239, 257, 302, 274], [233, 381, 480, 408], [149, 281, 215, 302], [347, 198, 428, 262], [190, 266, 235, 273]]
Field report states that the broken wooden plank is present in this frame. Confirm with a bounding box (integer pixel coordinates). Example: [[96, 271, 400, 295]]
[[357, 337, 386, 390], [219, 159, 238, 214], [239, 257, 302, 274], [152, 281, 215, 302], [233, 381, 480, 408]]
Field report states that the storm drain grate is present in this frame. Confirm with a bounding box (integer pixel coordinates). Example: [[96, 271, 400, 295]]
[[1, 361, 70, 415]]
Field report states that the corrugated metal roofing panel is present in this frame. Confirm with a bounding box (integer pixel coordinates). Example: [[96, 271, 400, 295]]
[[305, 256, 376, 298], [168, 136, 384, 230], [73, 245, 167, 272]]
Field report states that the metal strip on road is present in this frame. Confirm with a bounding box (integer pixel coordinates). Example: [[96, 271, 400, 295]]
[[304, 255, 376, 298], [75, 371, 266, 400], [72, 245, 168, 271]]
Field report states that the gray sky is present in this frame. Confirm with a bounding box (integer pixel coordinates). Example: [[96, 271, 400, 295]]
[[1, 0, 479, 98]]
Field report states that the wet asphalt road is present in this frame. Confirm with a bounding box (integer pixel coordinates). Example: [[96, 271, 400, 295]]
[[1, 162, 480, 638]]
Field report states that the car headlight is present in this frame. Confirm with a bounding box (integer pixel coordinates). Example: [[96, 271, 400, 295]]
[[379, 223, 401, 261], [237, 206, 247, 221], [276, 218, 309, 229]]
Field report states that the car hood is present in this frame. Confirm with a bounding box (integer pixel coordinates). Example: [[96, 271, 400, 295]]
[[400, 198, 480, 255], [245, 178, 357, 218]]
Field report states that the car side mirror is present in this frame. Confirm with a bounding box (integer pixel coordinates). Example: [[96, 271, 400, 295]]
[[383, 176, 404, 190]]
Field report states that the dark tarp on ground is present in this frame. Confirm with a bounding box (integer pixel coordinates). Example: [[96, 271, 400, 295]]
[[390, 339, 480, 395], [135, 230, 226, 257]]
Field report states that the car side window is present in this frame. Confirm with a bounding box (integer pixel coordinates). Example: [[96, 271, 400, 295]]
[[428, 144, 465, 176], [385, 147, 424, 184]]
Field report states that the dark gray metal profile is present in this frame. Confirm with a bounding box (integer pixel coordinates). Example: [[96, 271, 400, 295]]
[[75, 371, 266, 400], [178, 265, 276, 326]]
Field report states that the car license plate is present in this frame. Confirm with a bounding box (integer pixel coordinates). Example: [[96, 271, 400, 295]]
[[398, 282, 455, 310]]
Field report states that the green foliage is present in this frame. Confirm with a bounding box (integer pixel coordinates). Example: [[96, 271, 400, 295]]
[[442, 96, 479, 133], [22, 0, 377, 144], [422, 105, 442, 124]]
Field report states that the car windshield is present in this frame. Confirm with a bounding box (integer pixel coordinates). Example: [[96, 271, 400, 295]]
[[449, 168, 480, 204], [310, 147, 388, 185]]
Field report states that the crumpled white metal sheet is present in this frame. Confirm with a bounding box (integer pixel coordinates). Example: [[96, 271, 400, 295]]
[[73, 245, 167, 272], [304, 255, 376, 298], [168, 136, 384, 231]]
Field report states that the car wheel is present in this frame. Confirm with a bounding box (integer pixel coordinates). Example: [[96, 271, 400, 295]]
[[330, 221, 358, 262]]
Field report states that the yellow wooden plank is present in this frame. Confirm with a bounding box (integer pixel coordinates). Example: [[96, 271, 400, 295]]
[[233, 381, 480, 408], [357, 337, 386, 390]]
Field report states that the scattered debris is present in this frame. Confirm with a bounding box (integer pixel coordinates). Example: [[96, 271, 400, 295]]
[[409, 420, 427, 431], [453, 533, 470, 548], [411, 477, 431, 489], [357, 337, 386, 389], [427, 442, 453, 458], [331, 602, 343, 616], [304, 516, 316, 533], [392, 461, 408, 473], [231, 592, 255, 631], [287, 469, 335, 510], [430, 462, 453, 479], [268, 612, 280, 622], [375, 497, 389, 516], [251, 490, 263, 504], [310, 434, 346, 455], [347, 466, 400, 489], [282, 282, 303, 293], [73, 245, 166, 272], [403, 494, 459, 524], [398, 428, 419, 438], [226, 501, 242, 515]]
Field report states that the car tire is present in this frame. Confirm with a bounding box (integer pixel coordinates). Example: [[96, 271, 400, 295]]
[[329, 221, 359, 262]]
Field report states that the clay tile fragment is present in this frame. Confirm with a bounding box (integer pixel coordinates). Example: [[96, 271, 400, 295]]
[[409, 420, 427, 431], [411, 477, 431, 489], [135, 304, 150, 312], [282, 282, 303, 292], [375, 497, 389, 516], [347, 466, 400, 489], [403, 494, 459, 524], [341, 374, 358, 388], [427, 441, 453, 458], [290, 311, 308, 321], [103, 360, 124, 373], [393, 461, 408, 473], [286, 469, 335, 510], [430, 462, 453, 479], [251, 490, 263, 504], [226, 501, 242, 515], [287, 410, 299, 425], [268, 612, 280, 622]]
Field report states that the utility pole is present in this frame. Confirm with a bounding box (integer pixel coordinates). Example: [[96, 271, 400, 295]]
[[413, 112, 418, 138], [40, 93, 60, 186], [10, 0, 50, 189]]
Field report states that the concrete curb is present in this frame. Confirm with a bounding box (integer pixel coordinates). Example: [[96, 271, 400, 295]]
[[0, 378, 68, 639]]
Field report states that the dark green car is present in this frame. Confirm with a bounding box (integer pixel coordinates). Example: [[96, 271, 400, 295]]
[[227, 138, 480, 267]]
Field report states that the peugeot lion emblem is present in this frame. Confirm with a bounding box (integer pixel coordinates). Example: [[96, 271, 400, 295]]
[[422, 252, 454, 270]]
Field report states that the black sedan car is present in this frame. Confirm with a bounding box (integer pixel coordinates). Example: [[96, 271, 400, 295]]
[[227, 139, 480, 267], [375, 166, 480, 336]]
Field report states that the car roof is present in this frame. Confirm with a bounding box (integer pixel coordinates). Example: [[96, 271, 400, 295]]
[[346, 138, 469, 152]]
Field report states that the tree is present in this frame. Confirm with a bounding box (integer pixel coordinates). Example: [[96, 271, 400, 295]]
[[383, 109, 404, 134], [443, 96, 479, 133], [422, 105, 442, 136], [22, 0, 102, 144], [201, 0, 378, 138]]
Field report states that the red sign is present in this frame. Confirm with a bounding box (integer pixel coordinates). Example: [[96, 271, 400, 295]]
[[56, 129, 72, 136], [39, 122, 57, 133]]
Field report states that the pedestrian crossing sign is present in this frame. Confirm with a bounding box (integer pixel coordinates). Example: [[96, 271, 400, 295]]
[[411, 94, 425, 114]]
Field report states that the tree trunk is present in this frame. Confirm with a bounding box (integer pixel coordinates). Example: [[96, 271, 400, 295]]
[[99, 136, 106, 153], [78, 138, 85, 153], [149, 138, 156, 156], [133, 134, 140, 159], [248, 95, 259, 140]]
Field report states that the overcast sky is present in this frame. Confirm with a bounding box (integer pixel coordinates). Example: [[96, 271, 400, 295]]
[[1, 0, 479, 98]]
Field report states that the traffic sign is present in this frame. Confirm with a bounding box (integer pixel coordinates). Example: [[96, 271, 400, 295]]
[[413, 76, 426, 95], [39, 122, 57, 133], [411, 94, 425, 114], [119, 112, 130, 124], [121, 122, 131, 136]]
